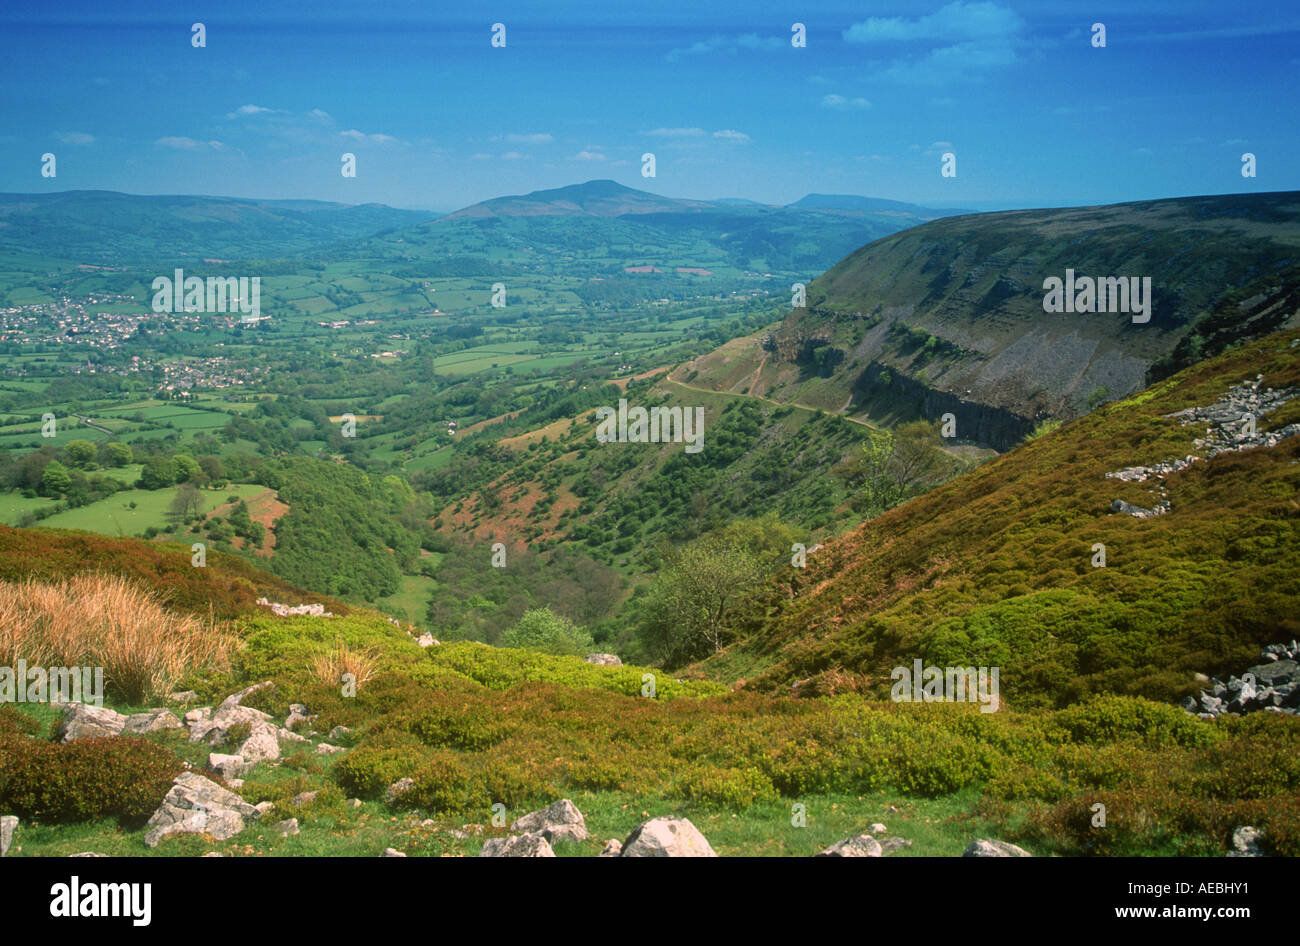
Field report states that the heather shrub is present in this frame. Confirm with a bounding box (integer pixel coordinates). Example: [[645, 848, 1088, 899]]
[[0, 733, 182, 822]]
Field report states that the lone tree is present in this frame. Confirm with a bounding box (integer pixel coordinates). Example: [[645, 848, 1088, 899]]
[[167, 482, 204, 523]]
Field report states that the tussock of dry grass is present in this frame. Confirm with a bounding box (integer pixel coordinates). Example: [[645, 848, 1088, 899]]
[[0, 573, 235, 703], [310, 641, 381, 691]]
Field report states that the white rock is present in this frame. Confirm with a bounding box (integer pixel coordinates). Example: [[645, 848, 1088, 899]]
[[621, 817, 716, 857]]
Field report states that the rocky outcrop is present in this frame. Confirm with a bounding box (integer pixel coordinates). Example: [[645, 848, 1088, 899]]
[[511, 799, 589, 844], [1182, 641, 1300, 718], [56, 703, 126, 741], [0, 816, 16, 857], [620, 817, 717, 857], [584, 654, 622, 666], [143, 772, 261, 848], [963, 839, 1031, 857], [256, 597, 334, 618], [479, 834, 556, 857], [817, 835, 883, 857]]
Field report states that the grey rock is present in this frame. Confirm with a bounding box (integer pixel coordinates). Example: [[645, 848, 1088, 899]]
[[385, 778, 415, 805], [869, 822, 887, 834], [123, 708, 183, 734], [621, 817, 717, 857], [57, 703, 126, 742], [68, 852, 107, 857], [880, 837, 913, 856], [479, 833, 556, 857], [0, 815, 16, 857], [274, 818, 300, 837], [236, 724, 281, 764], [292, 791, 318, 807], [512, 799, 589, 844], [1248, 660, 1297, 688], [143, 772, 260, 848], [382, 848, 407, 857], [315, 742, 346, 755], [207, 752, 252, 779], [817, 835, 883, 857], [1227, 825, 1264, 857], [328, 726, 351, 742], [599, 839, 623, 857], [166, 690, 199, 703], [963, 838, 1031, 857], [216, 680, 274, 712], [584, 653, 622, 666], [416, 633, 437, 648]]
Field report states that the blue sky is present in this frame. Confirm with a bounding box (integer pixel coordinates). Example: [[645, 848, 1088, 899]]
[[0, 0, 1295, 211]]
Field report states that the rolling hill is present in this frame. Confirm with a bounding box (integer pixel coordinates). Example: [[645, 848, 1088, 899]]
[[675, 191, 1300, 449]]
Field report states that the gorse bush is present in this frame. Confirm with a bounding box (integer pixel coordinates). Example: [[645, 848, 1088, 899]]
[[0, 573, 235, 703]]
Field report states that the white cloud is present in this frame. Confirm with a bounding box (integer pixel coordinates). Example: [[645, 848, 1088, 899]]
[[341, 129, 403, 145], [645, 127, 706, 138], [501, 151, 526, 160], [845, 2, 1024, 43], [56, 131, 95, 145], [155, 136, 225, 151], [845, 2, 1025, 84], [713, 129, 752, 143], [573, 150, 606, 161], [821, 94, 872, 110], [667, 32, 785, 61], [229, 104, 273, 117]]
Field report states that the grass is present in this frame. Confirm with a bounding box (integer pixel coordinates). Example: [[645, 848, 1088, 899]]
[[0, 573, 235, 703]]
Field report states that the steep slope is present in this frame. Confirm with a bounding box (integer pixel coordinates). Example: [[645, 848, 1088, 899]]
[[702, 327, 1300, 709], [676, 191, 1300, 448]]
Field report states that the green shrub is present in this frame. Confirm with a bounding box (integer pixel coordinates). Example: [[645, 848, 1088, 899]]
[[0, 734, 182, 822]]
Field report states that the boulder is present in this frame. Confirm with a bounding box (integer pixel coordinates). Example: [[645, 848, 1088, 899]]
[[123, 708, 183, 734], [869, 822, 887, 834], [1248, 660, 1297, 688], [0, 815, 16, 857], [188, 704, 274, 745], [416, 634, 437, 648], [143, 772, 260, 848], [292, 791, 318, 807], [166, 690, 199, 703], [236, 724, 281, 764], [621, 817, 716, 857], [57, 703, 126, 742], [599, 839, 623, 857], [512, 799, 589, 844], [1227, 825, 1264, 857], [284, 704, 315, 732], [817, 835, 883, 857], [274, 818, 300, 837], [328, 726, 352, 742], [880, 837, 913, 856], [385, 778, 415, 805], [479, 833, 556, 857], [315, 743, 346, 755], [382, 848, 406, 857], [69, 852, 107, 857], [963, 839, 1031, 857], [207, 753, 252, 780], [217, 680, 274, 712], [584, 653, 622, 667]]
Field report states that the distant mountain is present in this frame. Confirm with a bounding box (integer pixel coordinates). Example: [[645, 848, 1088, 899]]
[[788, 194, 969, 218], [445, 180, 712, 219], [674, 191, 1300, 448], [0, 191, 439, 264]]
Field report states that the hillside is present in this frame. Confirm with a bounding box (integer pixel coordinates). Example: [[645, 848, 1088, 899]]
[[0, 191, 437, 265], [696, 327, 1300, 710], [444, 179, 712, 219], [675, 191, 1300, 449]]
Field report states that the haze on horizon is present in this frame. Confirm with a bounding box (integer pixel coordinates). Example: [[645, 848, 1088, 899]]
[[1, 0, 1296, 213]]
